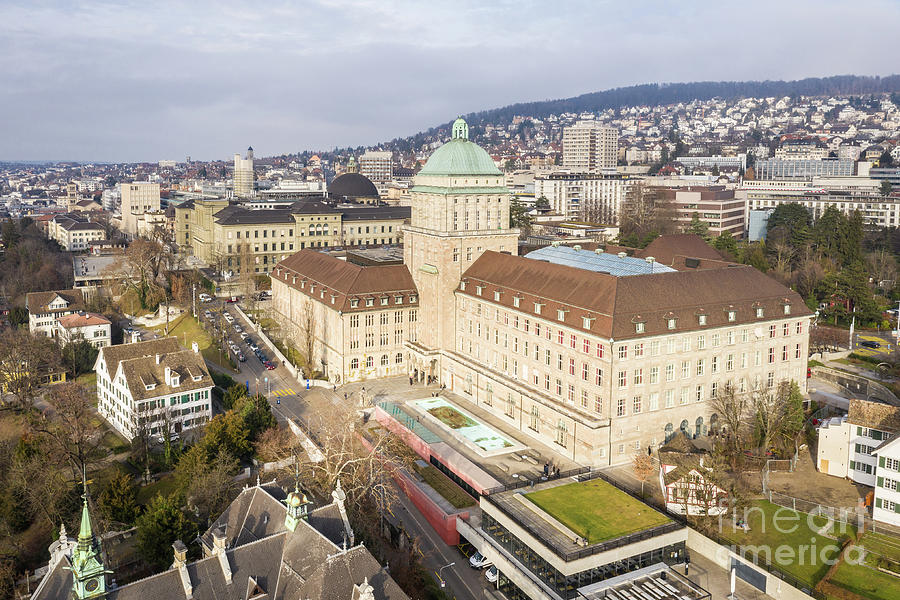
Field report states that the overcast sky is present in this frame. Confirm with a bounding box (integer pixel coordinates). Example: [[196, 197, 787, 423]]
[[2, 0, 899, 162]]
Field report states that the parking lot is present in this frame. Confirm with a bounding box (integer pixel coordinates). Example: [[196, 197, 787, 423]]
[[852, 333, 896, 358]]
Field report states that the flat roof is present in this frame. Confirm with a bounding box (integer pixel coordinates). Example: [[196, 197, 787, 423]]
[[525, 245, 676, 276], [578, 562, 709, 600]]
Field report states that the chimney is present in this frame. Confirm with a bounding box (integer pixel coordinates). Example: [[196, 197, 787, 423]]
[[164, 366, 172, 385], [192, 341, 199, 353], [155, 354, 161, 365], [172, 540, 193, 598], [211, 525, 232, 584]]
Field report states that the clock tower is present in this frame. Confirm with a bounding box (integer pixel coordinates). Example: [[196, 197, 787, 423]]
[[71, 478, 108, 599]]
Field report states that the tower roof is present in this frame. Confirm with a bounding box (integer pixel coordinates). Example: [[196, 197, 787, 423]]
[[417, 117, 501, 176]]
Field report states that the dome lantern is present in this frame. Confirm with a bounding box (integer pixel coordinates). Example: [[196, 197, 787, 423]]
[[451, 117, 469, 140]]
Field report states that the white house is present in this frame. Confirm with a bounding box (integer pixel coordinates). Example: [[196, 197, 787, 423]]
[[55, 312, 112, 348], [816, 398, 900, 487], [658, 432, 728, 516], [873, 437, 900, 526], [25, 289, 86, 337], [95, 337, 214, 441]]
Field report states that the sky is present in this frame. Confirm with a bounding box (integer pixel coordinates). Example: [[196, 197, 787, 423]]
[[2, 0, 900, 162]]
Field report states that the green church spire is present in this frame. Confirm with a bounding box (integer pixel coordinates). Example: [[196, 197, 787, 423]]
[[71, 470, 108, 599]]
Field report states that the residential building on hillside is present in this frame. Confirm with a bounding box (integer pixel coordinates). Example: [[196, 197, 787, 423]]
[[94, 337, 214, 441], [48, 214, 105, 251], [774, 140, 829, 160], [817, 398, 900, 487], [533, 173, 633, 221], [233, 146, 254, 197], [26, 289, 86, 337], [873, 437, 900, 527], [55, 312, 111, 348], [562, 121, 618, 173], [359, 150, 393, 192], [120, 182, 161, 237], [675, 155, 746, 171], [175, 197, 409, 274], [654, 186, 745, 237], [657, 432, 727, 515]]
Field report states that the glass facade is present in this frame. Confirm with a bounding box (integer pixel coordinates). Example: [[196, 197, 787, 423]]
[[482, 512, 685, 599]]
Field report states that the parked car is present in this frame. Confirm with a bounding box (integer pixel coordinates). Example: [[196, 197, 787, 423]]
[[224, 314, 234, 323], [861, 340, 880, 349], [199, 293, 213, 302], [264, 361, 276, 370], [485, 566, 498, 583], [234, 324, 243, 333], [226, 296, 240, 303], [236, 352, 246, 362], [248, 342, 259, 352], [239, 332, 249, 340], [469, 552, 492, 569]]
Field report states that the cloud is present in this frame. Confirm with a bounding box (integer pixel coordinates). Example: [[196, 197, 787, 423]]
[[0, 0, 898, 161]]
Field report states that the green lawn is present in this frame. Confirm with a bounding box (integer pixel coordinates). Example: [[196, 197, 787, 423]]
[[413, 464, 476, 509], [829, 559, 900, 600], [524, 479, 671, 544], [76, 371, 97, 390], [151, 314, 231, 369], [719, 500, 856, 587], [136, 474, 177, 505]]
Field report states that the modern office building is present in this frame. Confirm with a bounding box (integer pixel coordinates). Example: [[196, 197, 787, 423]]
[[754, 158, 854, 180], [562, 122, 618, 173], [233, 146, 255, 197], [120, 182, 161, 236], [654, 186, 745, 238], [359, 150, 393, 192], [533, 173, 633, 222]]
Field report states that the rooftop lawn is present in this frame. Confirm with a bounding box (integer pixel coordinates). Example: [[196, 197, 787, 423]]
[[719, 500, 857, 587], [524, 479, 671, 544], [413, 463, 476, 509]]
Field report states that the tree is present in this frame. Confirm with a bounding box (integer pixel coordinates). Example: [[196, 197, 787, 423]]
[[881, 180, 893, 196], [0, 328, 62, 411], [709, 384, 749, 471], [686, 213, 710, 241], [620, 183, 674, 238], [136, 493, 196, 570], [181, 452, 240, 525], [203, 411, 252, 461], [30, 383, 102, 481], [879, 150, 894, 168], [631, 452, 656, 497], [121, 238, 168, 310], [509, 198, 532, 231], [711, 230, 738, 258], [297, 300, 317, 375], [232, 392, 276, 441], [61, 339, 100, 377], [98, 471, 139, 526], [223, 383, 248, 410], [1, 219, 20, 250]]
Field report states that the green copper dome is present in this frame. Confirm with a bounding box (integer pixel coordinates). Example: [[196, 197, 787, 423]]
[[417, 118, 501, 176]]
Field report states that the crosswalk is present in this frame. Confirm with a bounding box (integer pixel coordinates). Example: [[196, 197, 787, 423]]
[[269, 388, 296, 398]]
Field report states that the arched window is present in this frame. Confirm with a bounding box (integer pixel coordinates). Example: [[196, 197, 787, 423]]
[[556, 420, 567, 447], [381, 354, 389, 366], [350, 358, 359, 370], [366, 356, 374, 368], [695, 416, 705, 438], [680, 419, 689, 434], [395, 352, 403, 364], [664, 423, 674, 442], [710, 413, 719, 434]]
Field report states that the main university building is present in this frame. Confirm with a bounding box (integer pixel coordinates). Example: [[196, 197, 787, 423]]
[[273, 118, 811, 467]]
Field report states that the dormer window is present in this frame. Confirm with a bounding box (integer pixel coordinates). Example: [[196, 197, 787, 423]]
[[309, 284, 316, 293], [783, 304, 791, 315], [667, 318, 677, 330], [365, 298, 374, 307], [635, 322, 645, 333], [192, 374, 202, 382], [727, 310, 736, 322], [582, 316, 595, 329], [534, 302, 544, 315], [557, 309, 568, 322], [350, 299, 359, 308], [494, 291, 502, 302], [145, 383, 156, 391], [330, 295, 336, 304], [410, 295, 417, 303], [460, 281, 467, 291], [475, 285, 484, 296], [170, 374, 180, 387], [395, 295, 403, 304], [756, 307, 765, 318], [380, 297, 388, 306], [698, 314, 707, 326]]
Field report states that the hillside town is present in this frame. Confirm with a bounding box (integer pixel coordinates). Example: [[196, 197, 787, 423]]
[[5, 84, 900, 600]]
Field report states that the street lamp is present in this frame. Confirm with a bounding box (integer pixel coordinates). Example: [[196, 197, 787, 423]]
[[438, 562, 455, 588]]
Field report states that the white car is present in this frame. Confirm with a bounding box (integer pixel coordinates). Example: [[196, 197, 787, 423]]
[[199, 293, 213, 302], [224, 314, 234, 323], [469, 552, 491, 569], [485, 566, 498, 583]]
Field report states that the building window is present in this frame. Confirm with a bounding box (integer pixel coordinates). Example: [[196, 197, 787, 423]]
[[756, 307, 765, 318], [633, 396, 642, 413], [380, 355, 389, 366], [556, 421, 567, 447], [727, 310, 736, 322], [395, 352, 403, 364], [667, 318, 677, 330], [366, 356, 374, 368], [618, 345, 628, 359], [617, 371, 627, 388], [698, 314, 707, 326], [633, 369, 643, 385], [529, 406, 539, 431], [635, 322, 645, 333], [616, 398, 626, 417]]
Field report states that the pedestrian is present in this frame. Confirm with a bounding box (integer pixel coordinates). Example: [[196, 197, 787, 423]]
[[409, 376, 413, 386]]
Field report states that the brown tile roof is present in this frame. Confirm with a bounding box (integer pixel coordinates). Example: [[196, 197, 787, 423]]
[[459, 251, 810, 341], [57, 311, 111, 328], [273, 249, 418, 312], [848, 398, 900, 433], [634, 234, 726, 266], [25, 288, 85, 315], [98, 337, 213, 402]]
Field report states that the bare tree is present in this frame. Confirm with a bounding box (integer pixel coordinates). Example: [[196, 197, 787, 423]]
[[121, 238, 167, 310], [708, 384, 750, 472], [631, 452, 656, 497], [29, 382, 102, 481], [298, 300, 316, 374], [619, 183, 675, 238], [0, 329, 62, 412]]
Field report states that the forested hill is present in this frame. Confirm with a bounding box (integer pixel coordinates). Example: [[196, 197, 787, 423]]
[[464, 75, 900, 125]]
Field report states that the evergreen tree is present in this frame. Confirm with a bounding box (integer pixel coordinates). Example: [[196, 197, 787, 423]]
[[98, 471, 139, 525], [712, 230, 738, 258], [687, 213, 710, 241], [136, 493, 195, 570]]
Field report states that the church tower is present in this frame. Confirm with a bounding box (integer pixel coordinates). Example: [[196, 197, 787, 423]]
[[71, 478, 108, 599], [403, 117, 518, 363]]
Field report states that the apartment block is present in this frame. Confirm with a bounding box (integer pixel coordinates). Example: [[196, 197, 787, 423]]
[[655, 186, 745, 237], [120, 182, 161, 236], [562, 121, 618, 173]]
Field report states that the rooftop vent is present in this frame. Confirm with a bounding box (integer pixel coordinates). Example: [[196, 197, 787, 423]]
[[551, 241, 561, 247], [645, 256, 655, 263], [617, 252, 627, 259], [594, 248, 603, 255], [573, 245, 582, 251]]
